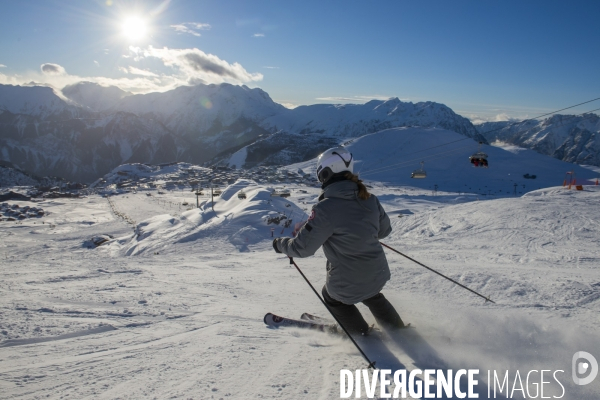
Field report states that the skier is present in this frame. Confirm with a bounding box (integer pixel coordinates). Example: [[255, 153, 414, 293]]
[[272, 147, 405, 335]]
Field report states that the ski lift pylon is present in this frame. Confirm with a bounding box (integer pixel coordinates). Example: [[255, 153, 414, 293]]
[[563, 171, 576, 189], [411, 161, 427, 179]]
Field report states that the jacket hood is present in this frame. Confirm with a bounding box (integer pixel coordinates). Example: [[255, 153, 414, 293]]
[[321, 180, 359, 200]]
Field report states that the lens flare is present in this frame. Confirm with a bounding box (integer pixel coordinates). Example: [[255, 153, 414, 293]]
[[200, 98, 213, 109], [150, 0, 172, 17]]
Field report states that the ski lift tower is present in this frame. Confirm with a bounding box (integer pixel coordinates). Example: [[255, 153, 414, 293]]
[[563, 171, 576, 189], [210, 180, 214, 212], [193, 185, 203, 208]]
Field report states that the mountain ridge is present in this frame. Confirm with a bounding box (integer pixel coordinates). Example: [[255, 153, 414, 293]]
[[476, 113, 600, 166], [1, 81, 486, 181]]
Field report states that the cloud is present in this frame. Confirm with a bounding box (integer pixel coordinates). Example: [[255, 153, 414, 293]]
[[492, 113, 518, 122], [0, 64, 6, 68], [171, 24, 200, 37], [171, 22, 211, 37], [41, 63, 66, 75], [127, 66, 159, 77], [467, 112, 525, 125], [0, 46, 263, 94], [188, 22, 211, 30], [253, 33, 265, 37], [263, 66, 279, 69], [143, 46, 263, 83], [0, 72, 20, 85], [117, 65, 159, 77], [123, 46, 144, 61], [454, 101, 552, 124], [94, 60, 100, 67]]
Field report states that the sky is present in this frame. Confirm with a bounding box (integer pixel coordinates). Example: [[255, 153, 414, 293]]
[[0, 0, 599, 123]]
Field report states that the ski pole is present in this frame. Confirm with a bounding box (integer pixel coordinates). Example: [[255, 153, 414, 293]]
[[287, 257, 377, 369], [379, 242, 495, 304]]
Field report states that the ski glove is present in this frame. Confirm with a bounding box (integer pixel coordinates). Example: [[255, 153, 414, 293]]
[[272, 238, 282, 253]]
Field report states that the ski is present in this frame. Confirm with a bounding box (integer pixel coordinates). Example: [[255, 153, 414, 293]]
[[302, 312, 413, 330], [300, 312, 332, 324], [264, 313, 340, 334]]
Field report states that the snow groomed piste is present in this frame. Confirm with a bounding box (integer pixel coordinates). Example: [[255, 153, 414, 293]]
[[1, 127, 600, 398]]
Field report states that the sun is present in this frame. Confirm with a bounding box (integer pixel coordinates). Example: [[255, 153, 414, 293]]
[[121, 16, 148, 42]]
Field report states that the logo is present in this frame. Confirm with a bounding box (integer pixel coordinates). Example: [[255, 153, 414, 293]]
[[572, 351, 598, 385], [308, 210, 315, 221], [332, 151, 353, 167]]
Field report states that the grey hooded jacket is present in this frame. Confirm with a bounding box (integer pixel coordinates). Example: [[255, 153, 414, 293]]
[[275, 179, 392, 304]]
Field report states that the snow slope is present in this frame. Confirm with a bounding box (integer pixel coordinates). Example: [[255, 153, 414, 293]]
[[120, 179, 307, 255], [283, 127, 598, 195], [2, 120, 600, 400], [1, 170, 600, 398]]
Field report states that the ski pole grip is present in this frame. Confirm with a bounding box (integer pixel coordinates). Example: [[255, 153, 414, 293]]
[[289, 257, 294, 265]]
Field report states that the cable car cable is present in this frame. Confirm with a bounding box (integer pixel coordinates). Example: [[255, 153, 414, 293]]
[[361, 144, 474, 177]]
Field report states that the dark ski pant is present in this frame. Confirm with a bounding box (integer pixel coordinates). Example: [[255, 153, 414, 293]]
[[322, 286, 404, 335]]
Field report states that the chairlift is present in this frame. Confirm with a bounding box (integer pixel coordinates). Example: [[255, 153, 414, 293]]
[[469, 142, 488, 168], [411, 161, 427, 179], [213, 188, 222, 196], [271, 188, 291, 198], [192, 186, 204, 196], [237, 190, 247, 199]]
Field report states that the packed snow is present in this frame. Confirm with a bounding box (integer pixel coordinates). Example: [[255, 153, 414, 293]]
[[284, 127, 598, 193], [1, 129, 600, 399]]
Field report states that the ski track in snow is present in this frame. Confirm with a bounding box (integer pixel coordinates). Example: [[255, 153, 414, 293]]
[[1, 180, 600, 398]]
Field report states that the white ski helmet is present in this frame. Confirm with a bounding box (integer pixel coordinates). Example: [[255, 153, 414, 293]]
[[316, 147, 354, 183]]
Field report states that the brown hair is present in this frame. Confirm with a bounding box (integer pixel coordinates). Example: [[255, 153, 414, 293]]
[[344, 172, 371, 200]]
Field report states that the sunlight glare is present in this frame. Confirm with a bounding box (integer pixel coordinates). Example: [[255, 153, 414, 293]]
[[121, 16, 147, 42]]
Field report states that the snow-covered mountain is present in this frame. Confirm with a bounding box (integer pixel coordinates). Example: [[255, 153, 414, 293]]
[[1, 82, 485, 182], [0, 103, 185, 183], [61, 82, 132, 112], [0, 161, 39, 187], [240, 99, 485, 167], [476, 113, 600, 167], [0, 84, 80, 117]]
